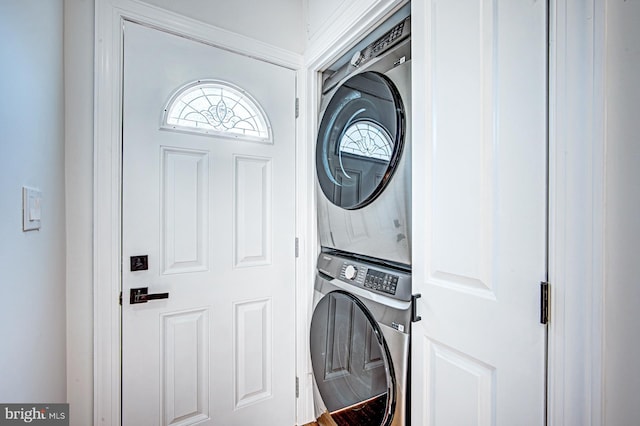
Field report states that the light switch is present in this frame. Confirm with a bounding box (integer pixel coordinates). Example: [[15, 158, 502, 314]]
[[23, 187, 42, 231]]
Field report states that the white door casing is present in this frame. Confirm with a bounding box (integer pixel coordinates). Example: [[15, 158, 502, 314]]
[[411, 1, 548, 425], [121, 21, 297, 425]]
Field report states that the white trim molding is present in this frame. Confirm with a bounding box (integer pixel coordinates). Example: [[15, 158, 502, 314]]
[[94, 1, 303, 425], [547, 0, 605, 424], [305, 0, 407, 69], [294, 68, 316, 424]]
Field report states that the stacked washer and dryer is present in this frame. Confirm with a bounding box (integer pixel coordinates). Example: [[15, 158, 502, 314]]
[[311, 9, 414, 426]]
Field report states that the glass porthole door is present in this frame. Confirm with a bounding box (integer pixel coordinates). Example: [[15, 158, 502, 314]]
[[316, 71, 405, 209], [310, 291, 396, 426]]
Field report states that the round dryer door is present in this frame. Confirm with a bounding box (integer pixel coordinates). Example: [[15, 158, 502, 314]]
[[316, 71, 406, 210], [310, 291, 395, 426]]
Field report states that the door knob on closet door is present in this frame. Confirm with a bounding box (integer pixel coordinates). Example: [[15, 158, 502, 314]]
[[129, 287, 169, 304]]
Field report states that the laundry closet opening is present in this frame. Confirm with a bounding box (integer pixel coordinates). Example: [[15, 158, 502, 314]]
[[310, 5, 413, 426]]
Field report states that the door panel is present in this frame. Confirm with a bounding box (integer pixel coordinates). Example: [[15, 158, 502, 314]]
[[412, 0, 547, 424], [161, 308, 210, 425], [234, 156, 272, 267], [233, 298, 272, 408], [160, 147, 209, 274], [121, 21, 296, 426]]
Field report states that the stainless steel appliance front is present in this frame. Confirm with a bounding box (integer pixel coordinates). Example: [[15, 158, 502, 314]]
[[311, 252, 411, 426], [316, 16, 412, 266]]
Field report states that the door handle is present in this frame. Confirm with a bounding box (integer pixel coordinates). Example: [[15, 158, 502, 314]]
[[130, 287, 169, 304], [411, 293, 422, 322]]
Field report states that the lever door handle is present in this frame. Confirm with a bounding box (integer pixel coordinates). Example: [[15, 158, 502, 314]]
[[130, 287, 169, 305]]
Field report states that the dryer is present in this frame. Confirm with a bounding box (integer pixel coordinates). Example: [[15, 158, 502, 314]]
[[316, 15, 411, 266], [311, 252, 412, 426]]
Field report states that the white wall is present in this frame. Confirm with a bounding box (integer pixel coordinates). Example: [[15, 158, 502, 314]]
[[64, 0, 95, 425], [306, 0, 346, 40], [604, 1, 640, 423], [0, 0, 67, 402], [139, 0, 306, 53]]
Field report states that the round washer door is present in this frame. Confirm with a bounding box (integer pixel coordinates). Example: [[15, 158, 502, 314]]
[[316, 71, 406, 210], [310, 290, 395, 425]]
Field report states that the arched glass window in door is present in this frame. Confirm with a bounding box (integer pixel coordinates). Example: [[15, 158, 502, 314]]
[[162, 79, 272, 143]]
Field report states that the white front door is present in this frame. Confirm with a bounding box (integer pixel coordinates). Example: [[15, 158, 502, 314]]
[[411, 1, 548, 425], [121, 21, 297, 426]]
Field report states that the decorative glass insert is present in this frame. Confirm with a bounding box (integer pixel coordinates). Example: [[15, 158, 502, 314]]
[[338, 120, 393, 161], [162, 80, 271, 142]]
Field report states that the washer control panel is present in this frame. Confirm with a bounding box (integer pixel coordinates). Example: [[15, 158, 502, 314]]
[[364, 269, 399, 295], [327, 253, 410, 301]]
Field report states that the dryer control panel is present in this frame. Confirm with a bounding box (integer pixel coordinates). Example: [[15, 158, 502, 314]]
[[321, 15, 411, 95]]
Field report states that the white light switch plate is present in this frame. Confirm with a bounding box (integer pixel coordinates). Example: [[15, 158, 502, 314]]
[[23, 186, 42, 231]]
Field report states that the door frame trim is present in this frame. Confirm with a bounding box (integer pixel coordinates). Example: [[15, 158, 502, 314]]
[[94, 1, 303, 424], [547, 0, 606, 424]]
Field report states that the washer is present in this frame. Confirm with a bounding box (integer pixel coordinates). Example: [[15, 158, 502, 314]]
[[311, 251, 412, 426], [316, 14, 412, 266]]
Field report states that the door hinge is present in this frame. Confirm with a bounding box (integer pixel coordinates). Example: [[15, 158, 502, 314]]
[[295, 237, 299, 258], [119, 291, 123, 306], [295, 376, 299, 398], [295, 98, 299, 119], [540, 281, 549, 324]]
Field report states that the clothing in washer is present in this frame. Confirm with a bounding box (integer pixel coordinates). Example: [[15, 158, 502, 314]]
[[316, 16, 412, 266], [311, 251, 411, 426]]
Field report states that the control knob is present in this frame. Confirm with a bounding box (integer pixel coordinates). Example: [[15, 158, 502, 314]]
[[350, 50, 364, 67], [344, 264, 358, 280]]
